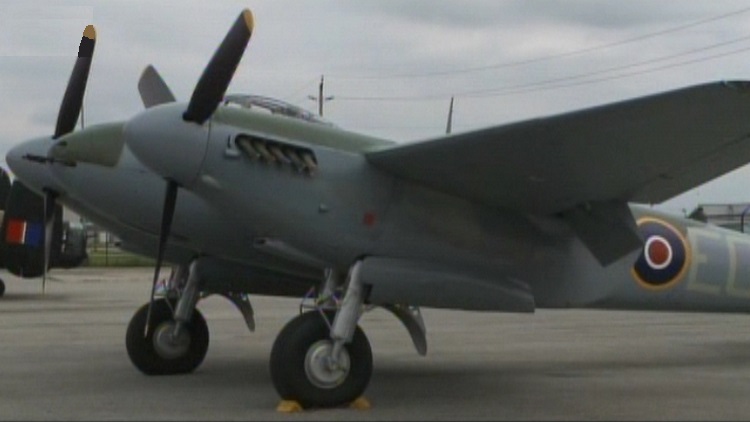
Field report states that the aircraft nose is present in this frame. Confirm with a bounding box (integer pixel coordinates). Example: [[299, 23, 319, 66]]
[[6, 142, 25, 173], [125, 103, 209, 187], [6, 137, 57, 191], [48, 122, 126, 167]]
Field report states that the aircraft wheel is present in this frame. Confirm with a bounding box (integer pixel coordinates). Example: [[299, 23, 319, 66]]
[[125, 298, 209, 375], [0, 279, 5, 297], [270, 311, 372, 409]]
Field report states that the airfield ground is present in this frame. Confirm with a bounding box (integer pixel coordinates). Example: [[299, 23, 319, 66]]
[[1, 267, 750, 421]]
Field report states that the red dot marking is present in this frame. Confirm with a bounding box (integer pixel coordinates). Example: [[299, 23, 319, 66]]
[[648, 238, 670, 267], [363, 212, 376, 227]]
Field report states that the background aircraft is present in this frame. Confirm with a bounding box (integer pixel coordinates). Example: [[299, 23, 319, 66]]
[[0, 166, 88, 297], [9, 9, 750, 410]]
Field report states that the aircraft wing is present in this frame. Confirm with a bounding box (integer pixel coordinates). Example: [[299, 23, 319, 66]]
[[366, 81, 750, 216]]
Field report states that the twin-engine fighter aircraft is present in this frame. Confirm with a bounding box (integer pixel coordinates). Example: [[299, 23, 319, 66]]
[[10, 8, 750, 409]]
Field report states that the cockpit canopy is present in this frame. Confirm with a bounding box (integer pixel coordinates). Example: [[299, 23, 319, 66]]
[[223, 94, 334, 127]]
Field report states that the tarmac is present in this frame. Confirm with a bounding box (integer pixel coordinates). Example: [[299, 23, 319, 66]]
[[2, 267, 750, 421]]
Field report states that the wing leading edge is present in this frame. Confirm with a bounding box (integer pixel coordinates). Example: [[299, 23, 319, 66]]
[[366, 81, 750, 216]]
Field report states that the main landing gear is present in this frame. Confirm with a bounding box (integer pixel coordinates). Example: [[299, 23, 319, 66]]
[[125, 261, 255, 375], [271, 311, 372, 409], [0, 278, 5, 297], [270, 263, 373, 408], [126, 297, 209, 375], [126, 263, 209, 375], [269, 261, 429, 409], [124, 257, 427, 410]]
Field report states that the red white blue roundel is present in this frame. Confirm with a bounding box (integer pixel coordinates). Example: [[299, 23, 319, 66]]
[[631, 218, 691, 290]]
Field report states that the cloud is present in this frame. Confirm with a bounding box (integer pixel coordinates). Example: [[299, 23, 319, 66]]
[[3, 0, 750, 211], [346, 0, 749, 31]]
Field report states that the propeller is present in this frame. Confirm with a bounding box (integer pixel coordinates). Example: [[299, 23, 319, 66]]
[[183, 9, 254, 124], [143, 180, 178, 335], [138, 64, 177, 332], [42, 189, 58, 293], [138, 65, 176, 108], [139, 9, 254, 334], [36, 25, 96, 292], [54, 25, 96, 139]]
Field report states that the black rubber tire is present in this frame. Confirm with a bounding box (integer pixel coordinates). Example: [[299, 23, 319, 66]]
[[0, 279, 5, 297], [270, 311, 373, 409], [125, 299, 209, 375]]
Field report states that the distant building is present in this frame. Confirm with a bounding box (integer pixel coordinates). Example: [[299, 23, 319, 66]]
[[63, 207, 119, 250], [688, 202, 750, 233]]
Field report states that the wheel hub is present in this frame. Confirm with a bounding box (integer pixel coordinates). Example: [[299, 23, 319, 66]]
[[304, 340, 350, 389], [153, 321, 191, 360]]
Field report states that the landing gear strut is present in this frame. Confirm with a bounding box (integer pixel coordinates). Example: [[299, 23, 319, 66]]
[[270, 261, 373, 408]]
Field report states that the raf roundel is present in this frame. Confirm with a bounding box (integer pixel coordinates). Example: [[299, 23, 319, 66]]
[[631, 218, 691, 290]]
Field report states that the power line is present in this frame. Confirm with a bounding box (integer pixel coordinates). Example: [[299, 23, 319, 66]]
[[463, 35, 750, 98], [472, 44, 750, 99], [329, 5, 750, 80], [446, 96, 455, 135], [334, 34, 750, 102], [280, 76, 322, 103]]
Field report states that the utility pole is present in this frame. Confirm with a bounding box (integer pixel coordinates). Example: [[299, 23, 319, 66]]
[[308, 75, 334, 117], [446, 96, 455, 135]]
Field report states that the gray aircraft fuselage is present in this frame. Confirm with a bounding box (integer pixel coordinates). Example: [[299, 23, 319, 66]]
[[8, 100, 750, 314]]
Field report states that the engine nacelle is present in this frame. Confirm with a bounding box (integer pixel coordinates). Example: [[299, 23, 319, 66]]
[[360, 257, 536, 312]]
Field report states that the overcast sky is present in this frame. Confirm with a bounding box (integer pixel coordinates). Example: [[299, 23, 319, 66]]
[[3, 0, 750, 215]]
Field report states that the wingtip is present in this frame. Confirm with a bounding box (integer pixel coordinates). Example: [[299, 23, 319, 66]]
[[722, 80, 750, 95]]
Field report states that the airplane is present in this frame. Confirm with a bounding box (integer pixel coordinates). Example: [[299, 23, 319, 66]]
[[0, 166, 88, 297], [8, 8, 750, 410]]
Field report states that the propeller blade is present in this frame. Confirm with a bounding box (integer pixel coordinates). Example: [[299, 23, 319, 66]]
[[54, 25, 96, 139], [42, 190, 58, 294], [144, 180, 179, 336], [183, 9, 254, 124], [138, 65, 176, 108]]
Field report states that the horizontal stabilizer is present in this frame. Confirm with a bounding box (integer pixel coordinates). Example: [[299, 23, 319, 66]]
[[360, 257, 535, 312]]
